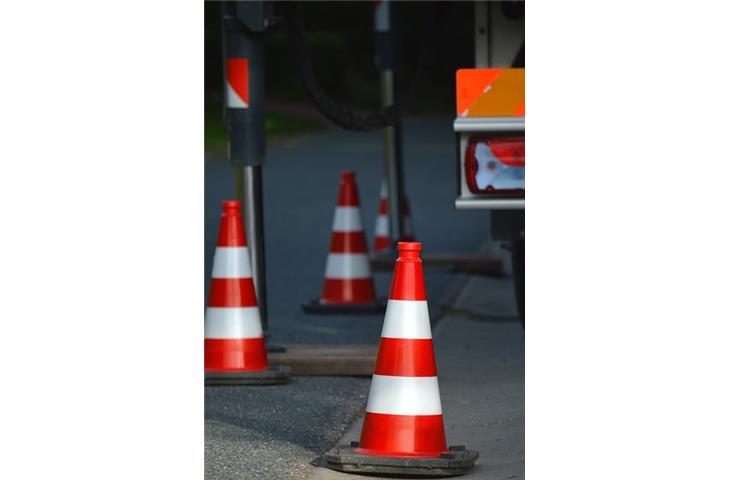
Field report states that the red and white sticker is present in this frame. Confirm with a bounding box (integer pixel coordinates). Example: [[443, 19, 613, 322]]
[[226, 58, 249, 109]]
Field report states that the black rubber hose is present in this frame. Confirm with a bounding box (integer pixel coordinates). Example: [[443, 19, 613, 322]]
[[281, 2, 442, 132]]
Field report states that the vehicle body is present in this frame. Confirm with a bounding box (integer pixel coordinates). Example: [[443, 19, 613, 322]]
[[454, 2, 525, 326]]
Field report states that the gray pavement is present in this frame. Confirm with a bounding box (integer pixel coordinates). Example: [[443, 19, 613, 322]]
[[310, 274, 525, 480], [204, 117, 513, 480]]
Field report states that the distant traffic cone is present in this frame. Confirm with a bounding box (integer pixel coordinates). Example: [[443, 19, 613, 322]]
[[205, 200, 289, 385], [302, 171, 386, 315], [373, 181, 391, 255], [323, 242, 478, 476], [372, 179, 416, 255]]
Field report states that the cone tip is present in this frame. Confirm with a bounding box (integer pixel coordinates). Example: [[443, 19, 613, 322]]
[[341, 170, 356, 180], [222, 200, 241, 209], [397, 241, 421, 252]]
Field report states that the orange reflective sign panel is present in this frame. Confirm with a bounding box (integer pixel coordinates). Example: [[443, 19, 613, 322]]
[[456, 68, 524, 117]]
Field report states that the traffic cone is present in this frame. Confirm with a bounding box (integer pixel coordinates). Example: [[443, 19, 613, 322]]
[[323, 242, 478, 476], [205, 200, 289, 385], [303, 171, 386, 315], [372, 179, 416, 256], [373, 181, 391, 255]]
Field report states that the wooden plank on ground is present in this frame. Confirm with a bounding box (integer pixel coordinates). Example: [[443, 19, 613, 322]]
[[269, 344, 377, 376]]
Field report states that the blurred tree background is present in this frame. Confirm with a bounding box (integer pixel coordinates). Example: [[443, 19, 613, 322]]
[[205, 1, 478, 152]]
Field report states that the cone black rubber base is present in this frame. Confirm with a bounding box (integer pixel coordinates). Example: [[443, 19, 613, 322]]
[[204, 365, 290, 386], [301, 298, 387, 315], [323, 443, 478, 477]]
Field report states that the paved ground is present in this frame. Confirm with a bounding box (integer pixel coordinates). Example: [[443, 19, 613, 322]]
[[205, 377, 370, 480], [204, 117, 520, 479], [309, 274, 525, 480]]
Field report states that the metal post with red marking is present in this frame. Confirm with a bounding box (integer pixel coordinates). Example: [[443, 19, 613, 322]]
[[302, 171, 386, 315], [205, 201, 289, 385], [324, 242, 477, 476], [220, 2, 280, 351], [222, 2, 265, 165]]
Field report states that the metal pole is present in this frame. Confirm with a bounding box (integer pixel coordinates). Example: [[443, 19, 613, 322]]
[[223, 2, 269, 331], [375, 0, 405, 245], [474, 1, 490, 68], [240, 166, 267, 329], [381, 70, 403, 243]]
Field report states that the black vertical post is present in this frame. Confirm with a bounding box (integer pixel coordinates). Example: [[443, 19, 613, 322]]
[[374, 0, 405, 245], [221, 1, 269, 331]]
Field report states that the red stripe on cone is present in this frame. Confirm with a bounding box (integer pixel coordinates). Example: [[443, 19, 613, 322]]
[[374, 338, 437, 376], [330, 232, 368, 253], [205, 338, 267, 371], [374, 236, 391, 253], [208, 278, 258, 307], [322, 278, 376, 304], [378, 198, 388, 214], [388, 243, 426, 300], [217, 200, 247, 247], [357, 412, 447, 458]]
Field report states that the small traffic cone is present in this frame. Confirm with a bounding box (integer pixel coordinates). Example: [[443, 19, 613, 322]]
[[205, 200, 289, 385], [302, 171, 386, 315], [373, 181, 391, 255], [372, 179, 416, 256], [324, 242, 478, 476]]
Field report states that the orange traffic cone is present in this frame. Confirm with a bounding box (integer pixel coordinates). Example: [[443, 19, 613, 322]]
[[205, 200, 289, 385], [324, 242, 478, 476], [372, 179, 416, 256], [303, 171, 386, 315]]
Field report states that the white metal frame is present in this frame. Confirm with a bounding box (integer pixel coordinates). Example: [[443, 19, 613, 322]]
[[454, 117, 525, 210]]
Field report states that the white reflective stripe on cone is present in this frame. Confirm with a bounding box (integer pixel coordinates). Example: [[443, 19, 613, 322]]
[[211, 247, 252, 279], [332, 207, 363, 232], [325, 253, 371, 279], [375, 215, 389, 236], [366, 375, 442, 415], [379, 180, 388, 198], [380, 300, 432, 339], [205, 307, 262, 339]]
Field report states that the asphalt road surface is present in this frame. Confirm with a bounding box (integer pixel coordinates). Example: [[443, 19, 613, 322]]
[[204, 116, 498, 479]]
